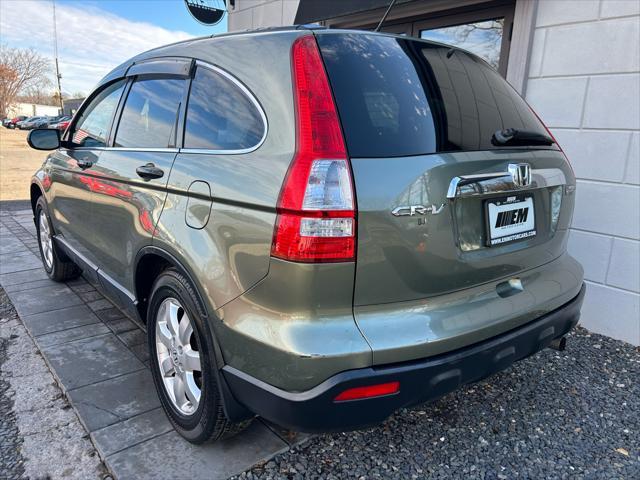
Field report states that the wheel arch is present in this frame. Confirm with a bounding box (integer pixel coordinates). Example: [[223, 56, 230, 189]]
[[30, 180, 44, 214], [133, 246, 210, 323], [135, 245, 252, 422]]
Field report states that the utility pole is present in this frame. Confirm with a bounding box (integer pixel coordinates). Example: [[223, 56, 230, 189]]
[[52, 0, 63, 113]]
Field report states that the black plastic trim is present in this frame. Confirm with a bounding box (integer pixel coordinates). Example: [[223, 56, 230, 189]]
[[223, 284, 586, 432]]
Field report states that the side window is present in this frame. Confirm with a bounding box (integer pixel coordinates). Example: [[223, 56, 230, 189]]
[[184, 66, 264, 151], [114, 77, 185, 148], [72, 80, 125, 147]]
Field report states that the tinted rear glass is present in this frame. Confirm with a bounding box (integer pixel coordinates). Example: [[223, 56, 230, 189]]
[[317, 33, 550, 157], [114, 77, 185, 149], [184, 66, 264, 151]]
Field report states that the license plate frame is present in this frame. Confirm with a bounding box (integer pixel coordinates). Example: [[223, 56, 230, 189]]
[[485, 194, 536, 247]]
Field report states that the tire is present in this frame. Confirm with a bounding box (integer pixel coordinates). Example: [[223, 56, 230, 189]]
[[147, 269, 251, 444], [35, 196, 80, 282]]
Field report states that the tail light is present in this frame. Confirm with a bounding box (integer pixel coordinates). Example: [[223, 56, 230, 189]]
[[271, 35, 355, 263]]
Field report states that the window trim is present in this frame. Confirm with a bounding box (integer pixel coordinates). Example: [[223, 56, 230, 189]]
[[179, 60, 268, 155]]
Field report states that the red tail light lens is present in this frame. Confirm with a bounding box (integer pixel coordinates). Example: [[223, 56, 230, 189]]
[[334, 381, 400, 402], [271, 35, 355, 263]]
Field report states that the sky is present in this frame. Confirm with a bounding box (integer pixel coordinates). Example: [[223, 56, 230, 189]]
[[0, 0, 228, 96]]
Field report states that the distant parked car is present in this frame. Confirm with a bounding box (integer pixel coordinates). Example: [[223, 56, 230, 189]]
[[17, 116, 38, 129], [48, 115, 71, 131], [34, 116, 62, 129], [19, 116, 48, 130], [5, 115, 28, 129]]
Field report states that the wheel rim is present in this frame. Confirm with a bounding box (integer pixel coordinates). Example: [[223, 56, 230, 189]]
[[38, 210, 53, 269], [155, 297, 202, 415]]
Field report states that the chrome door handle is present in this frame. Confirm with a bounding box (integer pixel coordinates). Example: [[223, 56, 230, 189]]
[[77, 157, 93, 169], [136, 163, 164, 180]]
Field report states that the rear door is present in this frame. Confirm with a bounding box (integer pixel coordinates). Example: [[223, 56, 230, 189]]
[[89, 60, 189, 308], [317, 32, 575, 306]]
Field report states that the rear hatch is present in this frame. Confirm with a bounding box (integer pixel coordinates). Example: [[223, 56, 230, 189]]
[[316, 32, 575, 306]]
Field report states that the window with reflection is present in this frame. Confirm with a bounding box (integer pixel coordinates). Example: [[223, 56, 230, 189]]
[[420, 18, 505, 70], [317, 33, 548, 156], [114, 77, 185, 148], [184, 66, 264, 151], [72, 80, 125, 147]]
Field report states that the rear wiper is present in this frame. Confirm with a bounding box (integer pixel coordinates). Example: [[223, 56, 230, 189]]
[[491, 128, 555, 146]]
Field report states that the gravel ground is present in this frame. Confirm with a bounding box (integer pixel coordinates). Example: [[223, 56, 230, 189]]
[[0, 287, 108, 480], [236, 327, 639, 479]]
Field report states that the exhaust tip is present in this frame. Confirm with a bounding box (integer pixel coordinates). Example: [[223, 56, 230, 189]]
[[549, 336, 567, 351]]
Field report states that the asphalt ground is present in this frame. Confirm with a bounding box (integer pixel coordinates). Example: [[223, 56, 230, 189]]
[[235, 327, 640, 479]]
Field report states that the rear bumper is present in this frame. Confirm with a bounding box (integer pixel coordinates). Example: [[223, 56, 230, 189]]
[[223, 283, 585, 432]]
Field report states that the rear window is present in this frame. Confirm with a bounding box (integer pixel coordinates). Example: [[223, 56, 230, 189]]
[[317, 33, 549, 157], [184, 66, 265, 151], [114, 77, 185, 149]]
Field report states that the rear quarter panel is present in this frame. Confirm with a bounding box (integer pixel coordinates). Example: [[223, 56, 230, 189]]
[[152, 32, 303, 313]]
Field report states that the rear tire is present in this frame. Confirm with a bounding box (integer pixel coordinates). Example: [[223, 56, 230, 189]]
[[147, 269, 251, 444], [35, 196, 80, 282]]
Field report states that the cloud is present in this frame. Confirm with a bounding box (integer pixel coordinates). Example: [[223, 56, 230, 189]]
[[0, 0, 193, 95]]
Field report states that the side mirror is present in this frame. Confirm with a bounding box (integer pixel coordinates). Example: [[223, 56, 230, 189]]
[[27, 128, 61, 150]]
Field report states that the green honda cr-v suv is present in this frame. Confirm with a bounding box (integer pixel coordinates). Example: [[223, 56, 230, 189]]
[[27, 27, 585, 444]]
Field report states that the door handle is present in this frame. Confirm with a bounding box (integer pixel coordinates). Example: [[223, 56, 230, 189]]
[[77, 157, 93, 169], [136, 163, 164, 180]]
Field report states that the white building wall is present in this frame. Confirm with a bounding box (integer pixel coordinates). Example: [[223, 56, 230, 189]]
[[228, 0, 298, 31], [7, 103, 60, 117], [525, 0, 640, 345]]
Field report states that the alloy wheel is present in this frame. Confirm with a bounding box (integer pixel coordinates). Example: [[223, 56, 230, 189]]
[[38, 210, 53, 269], [155, 297, 202, 415]]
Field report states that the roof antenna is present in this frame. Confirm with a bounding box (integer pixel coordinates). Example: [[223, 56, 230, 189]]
[[374, 0, 398, 32]]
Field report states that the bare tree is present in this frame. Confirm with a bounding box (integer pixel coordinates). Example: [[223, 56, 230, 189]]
[[18, 86, 58, 106], [0, 45, 52, 117], [452, 19, 504, 69]]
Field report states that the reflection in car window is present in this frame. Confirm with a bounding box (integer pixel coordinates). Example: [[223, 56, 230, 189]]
[[73, 80, 125, 147], [420, 18, 505, 70], [184, 66, 264, 151], [114, 78, 185, 148], [317, 33, 548, 156]]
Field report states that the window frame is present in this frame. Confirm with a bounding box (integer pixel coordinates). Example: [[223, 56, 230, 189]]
[[179, 60, 268, 155]]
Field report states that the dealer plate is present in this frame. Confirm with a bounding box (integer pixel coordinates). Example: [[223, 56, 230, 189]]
[[486, 195, 536, 246]]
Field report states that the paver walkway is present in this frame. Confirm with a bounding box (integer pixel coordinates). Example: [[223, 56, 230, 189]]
[[0, 207, 307, 479]]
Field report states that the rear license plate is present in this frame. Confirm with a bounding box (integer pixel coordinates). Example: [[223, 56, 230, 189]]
[[486, 195, 536, 246]]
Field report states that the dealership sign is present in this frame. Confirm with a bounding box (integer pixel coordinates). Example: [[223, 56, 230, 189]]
[[184, 0, 227, 25]]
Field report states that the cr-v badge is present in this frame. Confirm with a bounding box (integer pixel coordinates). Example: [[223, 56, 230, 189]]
[[391, 204, 445, 217]]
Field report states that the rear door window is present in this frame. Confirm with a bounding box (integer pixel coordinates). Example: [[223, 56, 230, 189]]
[[114, 77, 185, 148], [317, 33, 549, 157], [183, 66, 265, 151]]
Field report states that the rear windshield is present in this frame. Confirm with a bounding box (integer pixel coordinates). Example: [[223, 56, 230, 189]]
[[317, 32, 550, 158]]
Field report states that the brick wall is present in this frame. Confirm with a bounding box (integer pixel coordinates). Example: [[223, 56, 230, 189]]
[[525, 0, 640, 344]]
